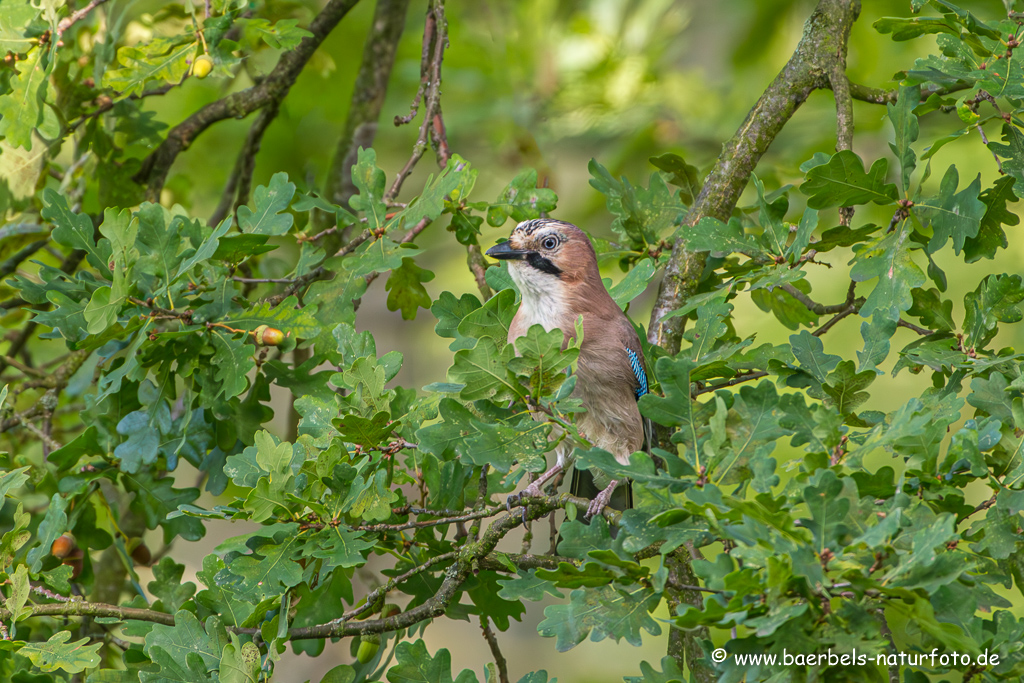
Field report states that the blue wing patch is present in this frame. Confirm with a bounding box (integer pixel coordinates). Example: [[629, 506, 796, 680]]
[[625, 347, 648, 400]]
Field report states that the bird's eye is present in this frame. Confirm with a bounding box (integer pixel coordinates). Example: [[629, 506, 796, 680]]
[[542, 236, 558, 250]]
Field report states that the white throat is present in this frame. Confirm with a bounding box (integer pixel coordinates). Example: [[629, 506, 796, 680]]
[[510, 264, 566, 332]]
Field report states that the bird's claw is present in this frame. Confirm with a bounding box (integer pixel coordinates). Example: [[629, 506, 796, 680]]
[[506, 482, 544, 523], [584, 488, 614, 522]]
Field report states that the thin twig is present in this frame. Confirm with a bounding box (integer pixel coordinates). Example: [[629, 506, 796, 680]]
[[0, 355, 47, 379], [480, 616, 510, 683], [352, 504, 501, 533], [231, 277, 298, 284], [896, 319, 932, 336], [0, 240, 48, 279], [813, 304, 858, 337], [976, 123, 1004, 174], [779, 283, 857, 316], [317, 0, 411, 230], [843, 81, 970, 105], [466, 244, 493, 301], [385, 0, 449, 201], [57, 0, 111, 36], [693, 371, 768, 397]]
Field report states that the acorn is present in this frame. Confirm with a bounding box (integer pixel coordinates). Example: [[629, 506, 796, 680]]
[[51, 533, 76, 559], [355, 633, 381, 664], [253, 325, 285, 346], [193, 54, 214, 78]]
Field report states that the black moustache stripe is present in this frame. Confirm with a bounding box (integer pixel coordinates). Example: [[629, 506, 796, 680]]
[[526, 252, 562, 277]]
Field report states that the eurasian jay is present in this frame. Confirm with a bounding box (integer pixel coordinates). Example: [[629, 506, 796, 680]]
[[485, 218, 649, 520]]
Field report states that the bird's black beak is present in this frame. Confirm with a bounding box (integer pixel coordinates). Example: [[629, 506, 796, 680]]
[[485, 241, 531, 260]]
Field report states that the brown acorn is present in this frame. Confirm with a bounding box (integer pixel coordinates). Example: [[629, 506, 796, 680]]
[[51, 533, 76, 559]]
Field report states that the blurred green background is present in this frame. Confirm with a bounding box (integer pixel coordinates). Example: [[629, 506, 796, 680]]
[[89, 0, 1024, 679]]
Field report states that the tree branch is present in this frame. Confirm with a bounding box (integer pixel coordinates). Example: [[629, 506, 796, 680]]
[[645, 3, 862, 681], [466, 244, 493, 300], [135, 0, 362, 198], [647, 0, 862, 354], [480, 615, 510, 683], [0, 600, 176, 626], [315, 0, 411, 232], [57, 0, 110, 36], [385, 0, 449, 202], [209, 101, 281, 227], [0, 492, 631, 643], [780, 282, 860, 316], [843, 81, 971, 105], [0, 239, 48, 280], [897, 318, 932, 336]]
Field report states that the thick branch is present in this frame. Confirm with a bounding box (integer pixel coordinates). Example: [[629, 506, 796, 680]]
[[209, 101, 281, 226], [645, 3, 861, 680], [315, 0, 411, 232], [647, 0, 861, 353], [0, 239, 48, 279], [664, 550, 714, 683], [135, 0, 361, 198]]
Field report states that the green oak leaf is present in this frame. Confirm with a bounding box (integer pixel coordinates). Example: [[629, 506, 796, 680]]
[[537, 585, 660, 651], [801, 150, 899, 208], [103, 37, 196, 99], [497, 570, 565, 602], [141, 611, 221, 683], [334, 411, 395, 449], [0, 48, 48, 150], [26, 493, 67, 572], [988, 124, 1024, 197], [919, 165, 985, 255], [310, 527, 374, 571], [385, 257, 435, 320], [20, 631, 101, 674], [487, 168, 558, 227], [386, 640, 477, 683], [850, 220, 926, 322], [245, 18, 313, 50], [450, 337, 521, 402], [237, 172, 296, 236], [209, 331, 255, 400], [349, 147, 388, 233], [887, 84, 920, 192], [609, 258, 656, 308], [965, 175, 1018, 262]]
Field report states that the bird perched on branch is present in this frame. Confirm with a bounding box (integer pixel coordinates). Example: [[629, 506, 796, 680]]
[[485, 218, 649, 520]]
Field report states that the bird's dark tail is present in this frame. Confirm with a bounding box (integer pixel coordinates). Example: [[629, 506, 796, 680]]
[[569, 468, 633, 511]]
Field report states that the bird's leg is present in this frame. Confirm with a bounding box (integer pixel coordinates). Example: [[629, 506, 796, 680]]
[[585, 479, 619, 521], [507, 464, 563, 522]]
